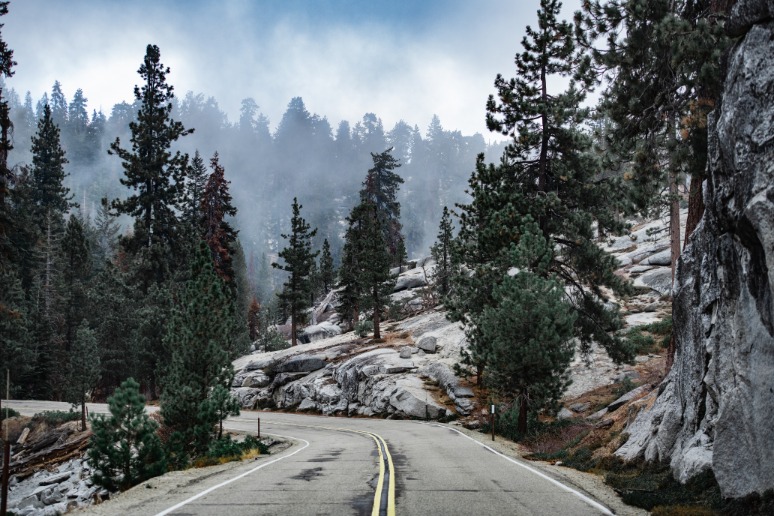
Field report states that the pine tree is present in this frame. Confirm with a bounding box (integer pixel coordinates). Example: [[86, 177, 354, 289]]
[[273, 198, 318, 347], [30, 103, 71, 226], [578, 0, 729, 281], [87, 263, 140, 393], [88, 378, 166, 491], [360, 148, 405, 266], [247, 297, 261, 342], [92, 198, 120, 269], [201, 152, 238, 283], [476, 218, 576, 434], [452, 0, 633, 393], [183, 150, 208, 228], [430, 206, 454, 299], [49, 80, 68, 128], [160, 242, 238, 462], [65, 321, 100, 431], [338, 200, 394, 337], [319, 238, 335, 294], [0, 268, 34, 397], [61, 214, 91, 351], [110, 44, 191, 288]]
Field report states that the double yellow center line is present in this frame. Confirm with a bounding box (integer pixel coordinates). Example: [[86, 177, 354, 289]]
[[274, 421, 396, 516]]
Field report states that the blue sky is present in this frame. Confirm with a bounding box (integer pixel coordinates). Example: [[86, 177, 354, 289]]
[[4, 0, 582, 139]]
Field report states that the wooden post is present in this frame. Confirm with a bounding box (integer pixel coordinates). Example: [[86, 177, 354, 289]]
[[491, 404, 495, 442]]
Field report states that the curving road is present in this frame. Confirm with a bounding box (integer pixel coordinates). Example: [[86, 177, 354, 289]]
[[5, 401, 613, 515]]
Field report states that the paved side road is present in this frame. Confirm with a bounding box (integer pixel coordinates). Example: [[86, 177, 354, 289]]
[[6, 401, 633, 515]]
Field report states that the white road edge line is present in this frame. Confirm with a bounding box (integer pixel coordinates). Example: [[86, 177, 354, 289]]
[[154, 433, 310, 516], [433, 424, 615, 516]]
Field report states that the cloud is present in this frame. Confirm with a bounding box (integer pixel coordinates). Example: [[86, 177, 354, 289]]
[[3, 0, 582, 138]]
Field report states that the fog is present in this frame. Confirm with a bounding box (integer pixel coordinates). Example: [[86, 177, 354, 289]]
[[2, 0, 582, 281]]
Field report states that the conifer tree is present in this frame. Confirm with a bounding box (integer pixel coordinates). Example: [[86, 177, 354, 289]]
[[110, 44, 191, 287], [30, 103, 71, 226], [360, 148, 405, 265], [577, 0, 729, 280], [91, 198, 120, 269], [476, 218, 576, 434], [201, 152, 238, 283], [183, 149, 208, 228], [273, 198, 318, 346], [66, 321, 100, 431], [160, 242, 238, 462], [0, 268, 34, 397], [88, 378, 166, 491], [338, 200, 394, 337], [430, 206, 454, 299], [451, 0, 633, 396], [319, 238, 335, 294], [61, 214, 91, 352]]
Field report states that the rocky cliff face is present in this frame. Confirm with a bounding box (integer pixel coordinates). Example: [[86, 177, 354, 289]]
[[617, 2, 774, 498]]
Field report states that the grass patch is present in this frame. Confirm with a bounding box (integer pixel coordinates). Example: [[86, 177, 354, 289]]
[[32, 410, 80, 426], [192, 435, 270, 468]]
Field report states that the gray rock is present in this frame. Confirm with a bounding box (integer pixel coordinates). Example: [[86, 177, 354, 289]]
[[39, 472, 70, 486], [417, 336, 437, 353], [297, 398, 318, 411], [607, 384, 649, 412], [453, 386, 474, 398], [643, 249, 672, 266], [274, 356, 326, 373], [569, 402, 590, 413], [379, 363, 415, 374], [241, 371, 271, 388], [632, 267, 673, 295], [557, 407, 576, 420], [617, 13, 774, 499], [393, 269, 428, 292], [399, 346, 412, 359], [612, 370, 640, 383], [302, 322, 342, 343]]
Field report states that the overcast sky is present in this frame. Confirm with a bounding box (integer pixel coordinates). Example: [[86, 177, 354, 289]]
[[4, 0, 582, 140]]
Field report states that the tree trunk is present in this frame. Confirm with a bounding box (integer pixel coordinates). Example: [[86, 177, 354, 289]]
[[518, 393, 528, 435], [290, 314, 297, 347], [476, 363, 483, 387], [372, 287, 381, 339], [81, 398, 87, 432], [683, 172, 704, 248], [668, 117, 681, 286]]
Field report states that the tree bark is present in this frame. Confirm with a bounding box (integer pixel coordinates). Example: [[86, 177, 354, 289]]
[[518, 393, 528, 435]]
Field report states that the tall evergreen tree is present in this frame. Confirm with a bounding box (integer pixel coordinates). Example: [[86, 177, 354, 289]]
[[160, 242, 238, 462], [273, 198, 318, 346], [61, 214, 91, 351], [451, 0, 633, 398], [110, 44, 191, 288], [183, 149, 208, 228], [343, 200, 394, 339], [65, 321, 100, 431], [430, 206, 454, 299], [319, 238, 335, 294], [360, 148, 405, 265], [577, 0, 729, 281], [201, 152, 238, 283], [30, 103, 71, 226]]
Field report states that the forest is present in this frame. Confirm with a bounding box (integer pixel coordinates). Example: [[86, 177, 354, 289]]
[[0, 0, 731, 473]]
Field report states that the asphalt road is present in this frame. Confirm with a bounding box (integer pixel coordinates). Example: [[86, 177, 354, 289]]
[[5, 401, 613, 515]]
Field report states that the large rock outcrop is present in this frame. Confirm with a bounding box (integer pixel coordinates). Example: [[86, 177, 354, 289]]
[[617, 2, 774, 498]]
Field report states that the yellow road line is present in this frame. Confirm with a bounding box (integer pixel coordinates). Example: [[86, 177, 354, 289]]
[[266, 420, 396, 516]]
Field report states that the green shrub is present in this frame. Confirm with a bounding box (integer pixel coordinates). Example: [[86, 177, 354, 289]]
[[208, 435, 269, 460], [614, 376, 638, 397], [33, 410, 80, 426], [625, 327, 655, 353], [354, 319, 374, 337], [0, 407, 20, 421], [261, 327, 290, 352], [88, 378, 166, 491]]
